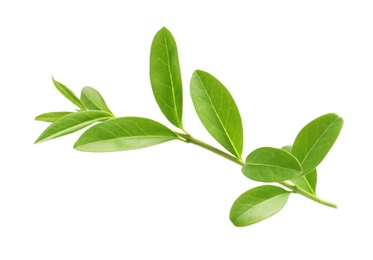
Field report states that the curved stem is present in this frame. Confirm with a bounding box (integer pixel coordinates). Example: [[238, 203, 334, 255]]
[[175, 132, 337, 209]]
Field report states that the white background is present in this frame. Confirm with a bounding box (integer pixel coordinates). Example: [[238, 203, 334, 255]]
[[1, 0, 372, 259]]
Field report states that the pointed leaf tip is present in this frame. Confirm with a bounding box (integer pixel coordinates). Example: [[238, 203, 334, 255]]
[[35, 110, 113, 144], [52, 77, 86, 110], [35, 112, 73, 122]]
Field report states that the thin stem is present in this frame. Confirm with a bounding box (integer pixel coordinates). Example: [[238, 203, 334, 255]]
[[178, 133, 245, 166], [279, 181, 337, 208], [175, 131, 337, 209]]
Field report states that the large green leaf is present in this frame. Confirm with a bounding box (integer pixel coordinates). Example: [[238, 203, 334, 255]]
[[230, 185, 290, 227], [74, 117, 178, 152], [35, 112, 73, 122], [281, 146, 317, 194], [52, 77, 86, 110], [35, 111, 113, 143], [150, 27, 183, 130], [292, 113, 343, 174], [80, 86, 113, 114], [242, 147, 302, 182], [190, 70, 243, 158]]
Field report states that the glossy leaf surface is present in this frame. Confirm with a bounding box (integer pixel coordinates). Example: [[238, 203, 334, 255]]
[[35, 112, 73, 122], [242, 147, 302, 182], [52, 77, 86, 110], [190, 70, 243, 158], [150, 27, 183, 129], [35, 111, 113, 143], [74, 117, 178, 152], [292, 113, 343, 174], [80, 86, 113, 114], [230, 185, 290, 227]]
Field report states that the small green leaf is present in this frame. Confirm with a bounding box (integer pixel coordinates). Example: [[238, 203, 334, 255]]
[[292, 113, 343, 174], [80, 86, 113, 114], [281, 145, 317, 194], [35, 111, 113, 143], [293, 169, 317, 195], [242, 147, 302, 182], [150, 27, 183, 130], [281, 146, 292, 153], [35, 112, 73, 122], [52, 77, 86, 110], [190, 70, 243, 158], [74, 117, 178, 152], [230, 185, 290, 227]]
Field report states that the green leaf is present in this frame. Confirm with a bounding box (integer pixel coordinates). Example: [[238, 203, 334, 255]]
[[190, 70, 243, 158], [150, 27, 183, 130], [281, 145, 292, 153], [74, 117, 179, 152], [293, 169, 317, 195], [52, 77, 86, 110], [281, 145, 317, 195], [35, 112, 73, 122], [292, 113, 343, 174], [230, 185, 290, 227], [242, 147, 302, 182], [35, 111, 113, 143], [80, 86, 113, 114]]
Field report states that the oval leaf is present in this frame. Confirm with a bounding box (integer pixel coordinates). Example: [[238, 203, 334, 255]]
[[80, 86, 113, 114], [52, 77, 86, 110], [242, 147, 302, 182], [292, 113, 343, 174], [35, 112, 73, 122], [190, 70, 243, 158], [35, 111, 113, 143], [150, 27, 183, 130], [230, 185, 290, 227], [74, 117, 178, 152]]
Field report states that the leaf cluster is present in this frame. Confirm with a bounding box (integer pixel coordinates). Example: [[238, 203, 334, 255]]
[[35, 27, 343, 227]]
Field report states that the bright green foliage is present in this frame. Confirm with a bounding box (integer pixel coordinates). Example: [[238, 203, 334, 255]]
[[35, 112, 73, 122], [242, 147, 302, 182], [35, 27, 343, 228], [292, 113, 343, 174], [293, 169, 317, 195], [74, 117, 178, 152], [35, 111, 113, 143], [52, 77, 86, 110], [281, 145, 292, 153], [230, 185, 290, 227], [80, 86, 113, 115], [282, 145, 317, 194], [150, 27, 183, 130], [190, 70, 243, 159]]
